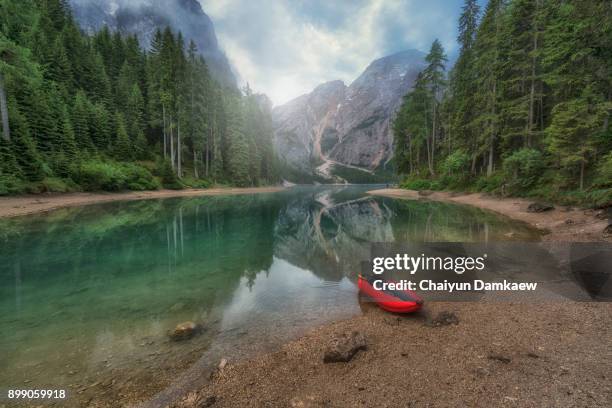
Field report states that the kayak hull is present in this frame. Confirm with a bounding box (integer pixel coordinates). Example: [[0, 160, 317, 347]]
[[358, 275, 423, 313]]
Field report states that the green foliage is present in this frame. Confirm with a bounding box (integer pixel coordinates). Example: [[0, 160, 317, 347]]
[[9, 102, 45, 181], [441, 150, 470, 175], [180, 176, 212, 189], [76, 160, 159, 191], [71, 90, 94, 151], [400, 178, 434, 191], [502, 148, 544, 191], [474, 173, 504, 193], [594, 152, 612, 188], [113, 112, 132, 161], [157, 158, 182, 189], [24, 177, 77, 194], [0, 174, 26, 196]]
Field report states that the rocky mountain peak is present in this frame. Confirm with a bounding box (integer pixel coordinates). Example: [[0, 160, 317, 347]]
[[273, 49, 426, 181]]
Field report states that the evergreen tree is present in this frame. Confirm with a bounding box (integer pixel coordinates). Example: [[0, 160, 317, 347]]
[[449, 0, 480, 158], [547, 87, 606, 190], [472, 0, 505, 175], [423, 39, 447, 175], [113, 112, 132, 161], [499, 0, 546, 149], [9, 100, 44, 181], [71, 90, 94, 151], [126, 84, 145, 132], [224, 96, 249, 186]]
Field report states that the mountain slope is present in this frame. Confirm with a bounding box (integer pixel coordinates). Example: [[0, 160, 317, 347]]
[[273, 50, 426, 182], [69, 0, 236, 87]]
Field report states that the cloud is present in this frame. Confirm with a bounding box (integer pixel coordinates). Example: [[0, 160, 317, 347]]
[[199, 0, 469, 106]]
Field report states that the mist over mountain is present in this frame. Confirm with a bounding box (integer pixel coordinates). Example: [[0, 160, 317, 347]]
[[273, 49, 426, 181], [69, 0, 236, 87]]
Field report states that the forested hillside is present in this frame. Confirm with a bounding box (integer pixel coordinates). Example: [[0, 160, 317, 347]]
[[0, 0, 277, 195], [393, 0, 611, 206]]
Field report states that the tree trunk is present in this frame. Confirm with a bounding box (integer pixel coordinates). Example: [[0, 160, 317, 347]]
[[0, 73, 10, 141], [430, 100, 437, 176], [426, 134, 431, 175], [170, 120, 175, 171], [206, 128, 211, 177], [487, 142, 494, 177], [487, 81, 497, 177], [527, 0, 540, 148], [580, 159, 585, 191], [194, 150, 198, 178], [177, 120, 182, 178], [162, 104, 167, 159], [407, 132, 413, 175], [447, 113, 451, 156]]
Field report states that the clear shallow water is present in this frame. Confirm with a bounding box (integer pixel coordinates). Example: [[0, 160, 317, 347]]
[[0, 186, 539, 406]]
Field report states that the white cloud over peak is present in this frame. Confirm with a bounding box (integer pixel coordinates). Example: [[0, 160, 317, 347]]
[[199, 0, 465, 106]]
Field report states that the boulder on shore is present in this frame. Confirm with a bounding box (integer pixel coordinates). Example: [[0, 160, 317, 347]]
[[527, 202, 555, 213], [323, 331, 367, 363], [168, 321, 202, 341]]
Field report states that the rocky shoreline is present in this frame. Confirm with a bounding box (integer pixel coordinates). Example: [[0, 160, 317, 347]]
[[171, 302, 611, 408], [165, 188, 611, 408]]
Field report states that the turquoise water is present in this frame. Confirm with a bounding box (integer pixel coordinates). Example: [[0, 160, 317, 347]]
[[0, 186, 539, 406]]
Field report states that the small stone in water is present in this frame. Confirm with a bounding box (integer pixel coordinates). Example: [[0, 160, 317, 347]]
[[169, 321, 202, 341], [218, 358, 228, 370]]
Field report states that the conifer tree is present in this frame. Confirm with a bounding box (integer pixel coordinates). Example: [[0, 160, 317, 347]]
[[224, 96, 249, 186], [71, 90, 94, 151], [423, 39, 447, 175], [449, 0, 480, 157], [113, 112, 132, 161], [472, 0, 505, 175], [9, 100, 44, 181]]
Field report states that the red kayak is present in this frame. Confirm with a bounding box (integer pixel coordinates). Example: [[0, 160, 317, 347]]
[[358, 275, 423, 313]]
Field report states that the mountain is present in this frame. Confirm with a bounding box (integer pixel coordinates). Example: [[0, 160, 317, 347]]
[[273, 49, 426, 182], [69, 0, 236, 87]]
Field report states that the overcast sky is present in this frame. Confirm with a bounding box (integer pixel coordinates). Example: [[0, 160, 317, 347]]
[[199, 0, 485, 106]]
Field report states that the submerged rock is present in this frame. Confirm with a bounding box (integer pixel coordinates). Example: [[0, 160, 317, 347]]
[[169, 321, 202, 341], [323, 331, 367, 363], [527, 202, 554, 213]]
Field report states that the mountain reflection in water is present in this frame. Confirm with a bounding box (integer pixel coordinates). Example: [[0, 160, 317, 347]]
[[0, 185, 539, 407]]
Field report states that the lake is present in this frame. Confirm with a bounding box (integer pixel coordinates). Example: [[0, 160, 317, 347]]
[[0, 186, 539, 406]]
